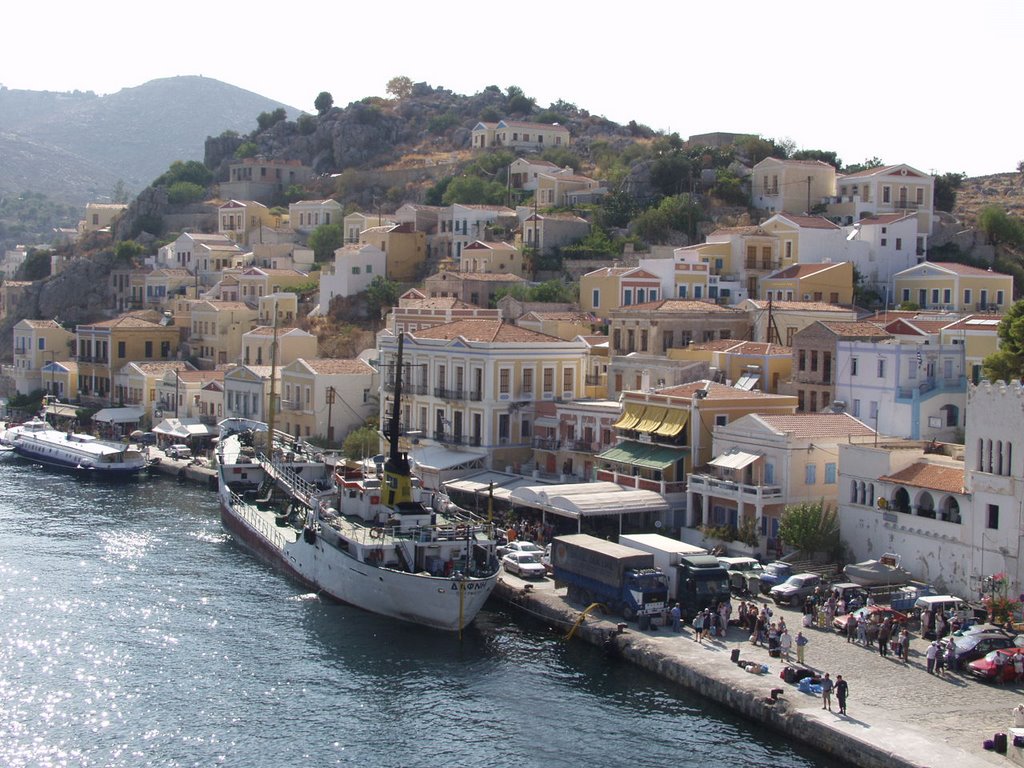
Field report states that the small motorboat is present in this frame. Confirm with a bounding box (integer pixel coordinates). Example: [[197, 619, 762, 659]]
[[844, 553, 911, 586]]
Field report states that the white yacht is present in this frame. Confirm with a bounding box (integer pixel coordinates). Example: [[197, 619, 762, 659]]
[[2, 418, 147, 477]]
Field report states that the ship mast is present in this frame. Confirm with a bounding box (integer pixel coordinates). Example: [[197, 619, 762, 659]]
[[383, 332, 412, 507], [266, 301, 279, 457]]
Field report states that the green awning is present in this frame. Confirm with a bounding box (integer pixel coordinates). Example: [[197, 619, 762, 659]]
[[632, 445, 688, 470], [596, 441, 687, 470]]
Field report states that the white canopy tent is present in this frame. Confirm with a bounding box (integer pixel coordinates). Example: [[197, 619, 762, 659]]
[[508, 482, 670, 534], [410, 445, 486, 491], [152, 418, 217, 440], [93, 407, 145, 424]]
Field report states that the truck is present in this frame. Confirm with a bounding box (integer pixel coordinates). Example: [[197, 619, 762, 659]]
[[551, 534, 668, 621], [619, 533, 729, 619]]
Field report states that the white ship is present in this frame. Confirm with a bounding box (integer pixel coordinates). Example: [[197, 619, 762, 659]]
[[2, 417, 147, 477], [216, 333, 499, 632]]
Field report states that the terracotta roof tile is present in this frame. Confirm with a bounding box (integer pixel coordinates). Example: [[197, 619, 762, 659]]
[[818, 320, 891, 338], [745, 300, 851, 313], [410, 319, 564, 344], [766, 262, 846, 280], [616, 299, 737, 313], [879, 462, 965, 494], [301, 358, 376, 375], [926, 261, 1010, 277], [774, 214, 840, 230], [755, 413, 876, 439]]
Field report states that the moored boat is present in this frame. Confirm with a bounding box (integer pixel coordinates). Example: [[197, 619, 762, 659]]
[[2, 418, 147, 477], [843, 552, 911, 587], [216, 332, 499, 631]]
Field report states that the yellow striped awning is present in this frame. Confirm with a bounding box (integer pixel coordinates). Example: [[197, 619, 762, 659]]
[[653, 409, 689, 438], [634, 406, 668, 434], [612, 403, 645, 430]]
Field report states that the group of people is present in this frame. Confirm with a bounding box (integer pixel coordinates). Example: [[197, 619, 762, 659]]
[[838, 611, 913, 662], [668, 601, 732, 643], [818, 673, 850, 715]]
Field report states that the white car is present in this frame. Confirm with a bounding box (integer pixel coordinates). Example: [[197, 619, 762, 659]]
[[166, 444, 192, 460], [497, 540, 545, 559], [501, 552, 547, 580]]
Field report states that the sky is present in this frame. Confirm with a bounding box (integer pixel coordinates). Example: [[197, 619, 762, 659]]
[[2, 1, 1021, 177]]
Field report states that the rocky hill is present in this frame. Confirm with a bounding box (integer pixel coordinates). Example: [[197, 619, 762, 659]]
[[0, 77, 299, 206], [954, 172, 1024, 224]]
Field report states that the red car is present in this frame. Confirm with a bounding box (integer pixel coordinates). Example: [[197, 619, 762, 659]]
[[967, 647, 1024, 683]]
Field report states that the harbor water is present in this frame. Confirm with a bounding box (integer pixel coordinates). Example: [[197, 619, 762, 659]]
[[0, 459, 829, 767]]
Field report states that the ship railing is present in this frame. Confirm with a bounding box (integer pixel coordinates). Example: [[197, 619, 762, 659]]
[[229, 490, 289, 550]]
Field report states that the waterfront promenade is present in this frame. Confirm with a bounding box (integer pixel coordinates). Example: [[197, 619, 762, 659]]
[[497, 576, 1021, 768]]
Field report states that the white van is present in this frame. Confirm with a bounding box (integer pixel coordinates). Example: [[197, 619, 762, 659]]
[[914, 594, 968, 637]]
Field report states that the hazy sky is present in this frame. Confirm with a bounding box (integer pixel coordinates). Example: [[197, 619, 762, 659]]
[[3, 1, 1020, 177]]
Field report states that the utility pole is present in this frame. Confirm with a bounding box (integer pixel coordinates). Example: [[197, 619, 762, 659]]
[[326, 386, 336, 448], [806, 175, 812, 215]]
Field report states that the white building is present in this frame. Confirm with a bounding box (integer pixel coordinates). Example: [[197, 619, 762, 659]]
[[223, 365, 278, 421], [279, 357, 378, 444], [319, 243, 387, 302], [289, 199, 343, 233]]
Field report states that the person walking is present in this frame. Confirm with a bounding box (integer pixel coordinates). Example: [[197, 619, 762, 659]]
[[796, 631, 808, 665], [692, 609, 704, 643], [820, 672, 834, 711], [845, 613, 857, 643], [670, 603, 682, 633], [835, 675, 849, 715]]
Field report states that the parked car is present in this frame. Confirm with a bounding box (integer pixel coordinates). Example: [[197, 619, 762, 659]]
[[501, 552, 547, 580], [717, 556, 763, 594], [967, 647, 1024, 683], [165, 444, 192, 460], [540, 543, 553, 574], [940, 630, 1023, 666], [915, 595, 970, 638], [770, 573, 823, 607], [832, 604, 908, 633], [758, 561, 794, 595], [497, 540, 545, 559]]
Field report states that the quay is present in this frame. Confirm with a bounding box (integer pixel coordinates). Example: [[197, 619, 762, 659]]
[[495, 576, 1020, 768]]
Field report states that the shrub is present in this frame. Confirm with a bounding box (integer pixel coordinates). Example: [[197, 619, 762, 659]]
[[167, 181, 206, 205]]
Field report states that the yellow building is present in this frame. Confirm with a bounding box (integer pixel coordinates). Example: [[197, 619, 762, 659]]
[[236, 267, 312, 304], [940, 314, 1003, 384], [760, 261, 854, 305], [459, 240, 528, 278], [79, 202, 128, 235], [668, 340, 793, 393], [218, 200, 278, 246], [242, 326, 318, 367], [75, 315, 181, 404], [596, 381, 798, 509], [751, 157, 836, 215], [280, 357, 378, 444], [893, 261, 1013, 312], [516, 311, 595, 341], [115, 361, 195, 423], [188, 300, 258, 368], [9, 319, 74, 396], [359, 222, 427, 282]]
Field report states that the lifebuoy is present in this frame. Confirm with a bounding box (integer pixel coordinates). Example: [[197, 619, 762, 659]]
[[370, 527, 384, 539], [370, 495, 380, 505]]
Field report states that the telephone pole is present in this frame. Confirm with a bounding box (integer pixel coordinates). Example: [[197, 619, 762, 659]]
[[326, 386, 336, 447]]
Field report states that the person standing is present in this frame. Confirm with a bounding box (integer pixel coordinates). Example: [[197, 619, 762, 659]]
[[845, 613, 857, 643], [820, 672, 834, 711], [945, 638, 957, 673], [926, 640, 939, 674], [796, 631, 808, 665], [878, 618, 891, 658], [692, 610, 704, 643], [835, 675, 849, 715], [779, 627, 793, 662], [900, 628, 911, 663], [670, 603, 682, 633]]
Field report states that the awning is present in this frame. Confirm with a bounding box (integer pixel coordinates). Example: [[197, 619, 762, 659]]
[[411, 445, 486, 471], [508, 482, 669, 519], [653, 409, 689, 438], [596, 441, 650, 464], [634, 406, 667, 434], [708, 449, 761, 470], [93, 407, 145, 424], [612, 403, 644, 430], [152, 418, 217, 439], [631, 445, 688, 471], [44, 403, 79, 419], [533, 416, 559, 429]]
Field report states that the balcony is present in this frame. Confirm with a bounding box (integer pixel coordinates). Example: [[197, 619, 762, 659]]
[[532, 437, 561, 450], [433, 430, 466, 445], [433, 387, 482, 401], [744, 260, 780, 271], [597, 468, 687, 497], [383, 381, 429, 395], [567, 439, 599, 452], [584, 374, 603, 386], [280, 399, 302, 411], [687, 472, 784, 502], [891, 200, 922, 210]]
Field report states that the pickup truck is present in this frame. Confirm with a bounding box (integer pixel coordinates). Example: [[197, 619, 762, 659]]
[[770, 573, 823, 607]]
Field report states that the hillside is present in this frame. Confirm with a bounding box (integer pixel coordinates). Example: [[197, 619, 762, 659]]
[[0, 77, 299, 206], [954, 172, 1024, 225]]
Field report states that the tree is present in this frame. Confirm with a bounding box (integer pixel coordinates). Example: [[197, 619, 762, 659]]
[[314, 91, 333, 115], [342, 426, 381, 461], [843, 157, 884, 174], [308, 222, 344, 262], [505, 85, 535, 115], [791, 148, 842, 170], [778, 501, 840, 556], [385, 76, 413, 100], [977, 206, 1024, 246], [167, 181, 206, 204], [16, 249, 51, 280], [983, 298, 1024, 382], [256, 108, 287, 131], [154, 160, 212, 188], [365, 275, 399, 321], [114, 240, 144, 262], [933, 171, 966, 212], [441, 176, 506, 206]]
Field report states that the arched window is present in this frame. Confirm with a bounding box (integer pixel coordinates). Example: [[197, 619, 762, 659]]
[[997, 441, 1004, 476], [868, 483, 875, 506], [893, 487, 911, 514], [941, 403, 959, 427], [916, 491, 935, 519], [940, 496, 961, 524], [858, 481, 866, 506], [850, 479, 859, 503]]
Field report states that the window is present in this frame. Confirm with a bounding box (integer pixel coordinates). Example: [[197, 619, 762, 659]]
[[805, 464, 817, 485], [117, 341, 126, 359], [825, 463, 836, 484], [916, 188, 924, 204], [649, 289, 658, 301], [662, 330, 674, 352], [896, 238, 902, 251], [882, 186, 891, 203], [964, 289, 972, 305], [851, 357, 859, 376], [352, 266, 361, 275], [853, 399, 861, 417], [931, 289, 940, 305], [869, 401, 878, 419], [640, 330, 648, 352], [636, 289, 645, 304], [998, 290, 1005, 305], [877, 359, 886, 378], [810, 351, 818, 372], [902, 289, 910, 302], [542, 368, 554, 394], [499, 369, 510, 395], [678, 285, 688, 298], [592, 288, 600, 308], [362, 388, 369, 404], [498, 414, 510, 440], [366, 264, 373, 274], [714, 415, 727, 427], [623, 289, 633, 306], [694, 286, 703, 299], [785, 241, 792, 259], [987, 504, 999, 530], [562, 368, 573, 394], [943, 288, 951, 304], [522, 368, 533, 396]]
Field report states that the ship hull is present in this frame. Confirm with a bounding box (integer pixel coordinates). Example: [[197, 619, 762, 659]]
[[219, 486, 496, 631]]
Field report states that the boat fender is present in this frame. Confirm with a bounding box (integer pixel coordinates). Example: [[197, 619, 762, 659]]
[[370, 527, 384, 539]]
